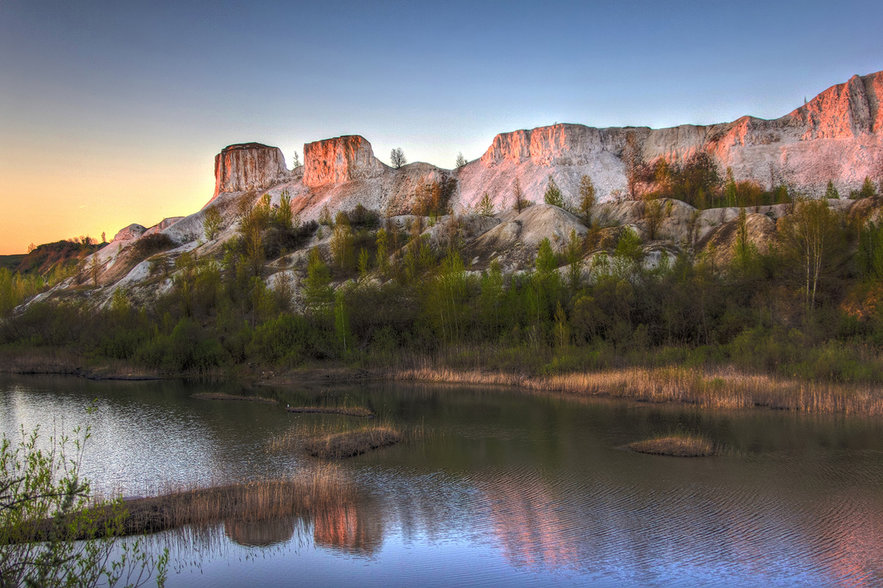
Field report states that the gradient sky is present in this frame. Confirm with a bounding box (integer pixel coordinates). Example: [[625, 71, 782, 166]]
[[1, 0, 881, 254]]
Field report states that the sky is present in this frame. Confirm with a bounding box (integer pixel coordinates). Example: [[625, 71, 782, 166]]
[[1, 0, 882, 254]]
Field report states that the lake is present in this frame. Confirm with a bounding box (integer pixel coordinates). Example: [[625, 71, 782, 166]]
[[1, 375, 881, 586]]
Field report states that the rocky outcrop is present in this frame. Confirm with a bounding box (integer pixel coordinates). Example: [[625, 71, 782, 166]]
[[213, 143, 288, 198], [112, 224, 146, 242], [303, 135, 385, 188]]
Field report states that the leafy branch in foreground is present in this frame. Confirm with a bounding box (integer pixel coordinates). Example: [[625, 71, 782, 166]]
[[0, 423, 167, 587]]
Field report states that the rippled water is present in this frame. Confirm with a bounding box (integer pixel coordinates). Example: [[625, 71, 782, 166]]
[[2, 376, 881, 586]]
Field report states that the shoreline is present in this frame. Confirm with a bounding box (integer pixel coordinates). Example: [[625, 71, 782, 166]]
[[2, 347, 881, 417]]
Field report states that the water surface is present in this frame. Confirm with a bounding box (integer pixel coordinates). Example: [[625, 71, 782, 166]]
[[1, 376, 881, 586]]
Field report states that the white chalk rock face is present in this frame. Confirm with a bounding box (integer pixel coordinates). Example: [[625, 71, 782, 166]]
[[213, 143, 288, 197], [303, 135, 385, 188]]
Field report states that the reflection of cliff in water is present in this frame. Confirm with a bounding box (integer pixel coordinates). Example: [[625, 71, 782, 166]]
[[212, 494, 383, 555], [313, 500, 384, 556], [480, 474, 578, 572], [224, 516, 296, 547]]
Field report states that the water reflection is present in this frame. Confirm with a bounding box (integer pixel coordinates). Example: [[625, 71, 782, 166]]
[[2, 376, 882, 586], [224, 517, 295, 547], [313, 501, 384, 555]]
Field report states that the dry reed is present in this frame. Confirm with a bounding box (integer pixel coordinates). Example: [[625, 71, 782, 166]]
[[9, 468, 352, 542], [628, 435, 715, 457], [116, 468, 350, 537], [192, 392, 278, 404], [392, 362, 883, 416], [302, 427, 402, 459], [285, 406, 374, 418]]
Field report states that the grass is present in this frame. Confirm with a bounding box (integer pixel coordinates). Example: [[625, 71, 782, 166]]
[[628, 435, 715, 457], [285, 405, 374, 418], [192, 392, 278, 404], [302, 427, 402, 459], [16, 468, 354, 541], [391, 360, 883, 416]]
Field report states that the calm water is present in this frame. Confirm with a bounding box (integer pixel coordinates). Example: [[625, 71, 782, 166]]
[[1, 375, 882, 586]]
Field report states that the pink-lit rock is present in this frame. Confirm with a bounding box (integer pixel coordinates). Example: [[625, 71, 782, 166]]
[[303, 135, 385, 188], [213, 143, 288, 197]]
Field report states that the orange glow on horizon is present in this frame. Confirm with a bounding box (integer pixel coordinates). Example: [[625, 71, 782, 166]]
[[0, 149, 214, 255]]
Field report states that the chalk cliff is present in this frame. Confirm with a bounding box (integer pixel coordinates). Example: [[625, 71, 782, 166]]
[[458, 71, 883, 211], [202, 71, 883, 219], [212, 143, 288, 198], [303, 135, 385, 188]]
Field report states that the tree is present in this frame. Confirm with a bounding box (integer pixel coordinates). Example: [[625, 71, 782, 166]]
[[203, 206, 222, 241], [455, 152, 467, 168], [777, 198, 846, 312], [330, 213, 355, 273], [304, 247, 333, 312], [624, 131, 643, 200], [859, 176, 876, 199], [477, 192, 495, 217], [0, 424, 166, 587], [292, 151, 301, 168], [274, 191, 294, 231], [724, 167, 737, 207], [374, 228, 389, 277], [577, 175, 596, 223], [513, 178, 529, 213], [565, 229, 584, 292], [824, 180, 840, 200], [543, 176, 564, 207], [390, 148, 406, 169]]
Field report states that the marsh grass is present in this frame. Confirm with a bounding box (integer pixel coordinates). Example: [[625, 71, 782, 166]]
[[285, 406, 374, 418], [628, 434, 715, 457], [302, 427, 402, 459], [108, 468, 349, 538], [192, 392, 278, 404], [392, 361, 883, 416]]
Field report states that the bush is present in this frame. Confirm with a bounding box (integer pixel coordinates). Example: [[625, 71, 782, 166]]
[[0, 425, 166, 586], [130, 233, 176, 261]]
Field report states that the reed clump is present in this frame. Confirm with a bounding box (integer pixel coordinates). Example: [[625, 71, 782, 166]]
[[303, 427, 402, 459], [392, 362, 883, 416], [192, 392, 278, 404], [119, 468, 349, 537], [10, 468, 351, 541], [285, 406, 374, 418], [628, 435, 715, 457]]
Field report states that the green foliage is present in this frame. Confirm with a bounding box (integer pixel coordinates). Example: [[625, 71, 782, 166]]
[[203, 205, 223, 241], [777, 198, 847, 311], [543, 176, 564, 207], [304, 247, 333, 312], [512, 178, 530, 213], [455, 152, 467, 168], [131, 234, 175, 262], [374, 228, 389, 277], [858, 176, 877, 199], [857, 222, 883, 281], [330, 213, 355, 273], [577, 175, 596, 223], [614, 227, 643, 262], [824, 180, 840, 200], [0, 424, 167, 587], [249, 314, 309, 365], [477, 192, 495, 217], [274, 191, 294, 231], [0, 268, 45, 316], [535, 238, 558, 274]]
